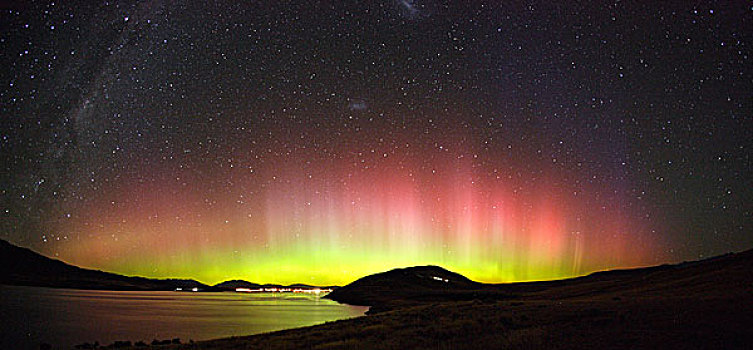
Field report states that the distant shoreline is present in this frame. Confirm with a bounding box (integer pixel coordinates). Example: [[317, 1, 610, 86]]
[[0, 239, 340, 293]]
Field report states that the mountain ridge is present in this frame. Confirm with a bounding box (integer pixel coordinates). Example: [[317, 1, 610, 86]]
[[0, 239, 213, 291], [0, 239, 340, 291]]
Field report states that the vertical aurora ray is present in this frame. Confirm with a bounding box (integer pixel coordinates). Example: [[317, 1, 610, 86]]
[[53, 143, 660, 286]]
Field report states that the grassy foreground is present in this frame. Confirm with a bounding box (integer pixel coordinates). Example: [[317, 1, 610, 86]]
[[168, 296, 749, 349]]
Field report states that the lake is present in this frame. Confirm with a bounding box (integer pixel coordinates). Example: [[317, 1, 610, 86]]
[[0, 285, 368, 349]]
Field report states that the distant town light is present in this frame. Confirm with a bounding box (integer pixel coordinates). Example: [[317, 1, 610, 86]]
[[235, 287, 333, 294]]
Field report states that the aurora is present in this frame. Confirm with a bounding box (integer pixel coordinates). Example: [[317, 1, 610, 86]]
[[3, 1, 748, 288], [53, 146, 659, 286]]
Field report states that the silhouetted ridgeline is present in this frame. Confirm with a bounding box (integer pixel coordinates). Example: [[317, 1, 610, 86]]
[[213, 280, 263, 291], [326, 249, 753, 312], [212, 280, 339, 292], [0, 239, 338, 292], [0, 239, 211, 291], [325, 265, 484, 310], [187, 249, 753, 349]]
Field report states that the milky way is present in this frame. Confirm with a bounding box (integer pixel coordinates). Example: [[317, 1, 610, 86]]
[[1, 1, 751, 285]]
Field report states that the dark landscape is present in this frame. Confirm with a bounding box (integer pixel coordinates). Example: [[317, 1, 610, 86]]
[[0, 239, 209, 291], [0, 239, 335, 292], [3, 239, 752, 349], [2, 1, 752, 349], [170, 248, 753, 349]]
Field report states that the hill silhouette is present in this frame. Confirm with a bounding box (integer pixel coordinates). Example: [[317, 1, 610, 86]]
[[325, 265, 482, 310], [213, 280, 263, 291], [326, 249, 753, 313], [0, 239, 211, 291], [190, 248, 753, 349]]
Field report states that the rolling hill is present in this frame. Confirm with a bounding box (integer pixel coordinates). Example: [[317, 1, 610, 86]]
[[0, 239, 212, 291]]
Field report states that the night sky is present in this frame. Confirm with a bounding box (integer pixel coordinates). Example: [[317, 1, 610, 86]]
[[1, 1, 751, 285]]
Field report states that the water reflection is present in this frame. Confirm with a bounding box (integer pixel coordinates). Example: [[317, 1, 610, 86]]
[[0, 285, 368, 349]]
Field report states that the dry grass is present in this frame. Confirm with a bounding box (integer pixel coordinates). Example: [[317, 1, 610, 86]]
[[164, 294, 752, 350]]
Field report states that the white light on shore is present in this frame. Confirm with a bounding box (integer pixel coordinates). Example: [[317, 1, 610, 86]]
[[234, 287, 333, 294]]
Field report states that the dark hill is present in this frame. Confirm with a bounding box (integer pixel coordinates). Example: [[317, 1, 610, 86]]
[[325, 265, 482, 307], [0, 239, 212, 291], [213, 280, 262, 291], [327, 249, 753, 311]]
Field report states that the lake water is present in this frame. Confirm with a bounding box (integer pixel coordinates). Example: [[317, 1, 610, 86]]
[[0, 285, 368, 349]]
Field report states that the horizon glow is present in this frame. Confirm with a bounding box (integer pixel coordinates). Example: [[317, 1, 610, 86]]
[[51, 149, 660, 286]]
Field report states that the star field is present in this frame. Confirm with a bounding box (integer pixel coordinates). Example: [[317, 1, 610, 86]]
[[1, 1, 751, 284]]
